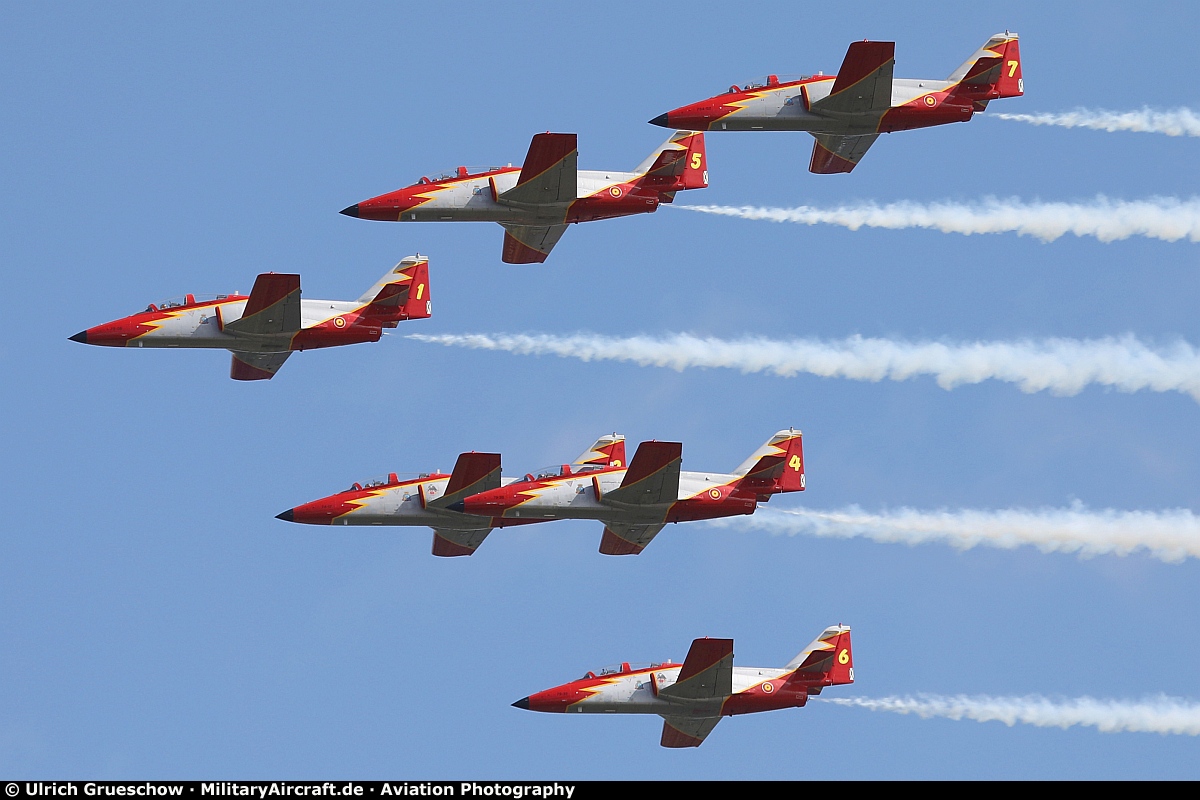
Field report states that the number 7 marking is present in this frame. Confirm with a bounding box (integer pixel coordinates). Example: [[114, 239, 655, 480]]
[[1007, 60, 1019, 77]]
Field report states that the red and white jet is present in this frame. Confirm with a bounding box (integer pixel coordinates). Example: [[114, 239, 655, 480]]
[[278, 430, 804, 556], [70, 256, 431, 380], [339, 130, 708, 263], [514, 625, 854, 748], [276, 435, 626, 557], [652, 32, 1022, 174]]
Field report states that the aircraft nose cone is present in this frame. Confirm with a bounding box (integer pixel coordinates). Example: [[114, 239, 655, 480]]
[[69, 330, 88, 344], [511, 697, 531, 710], [275, 509, 295, 522], [446, 500, 465, 513], [648, 113, 670, 128], [340, 204, 360, 218]]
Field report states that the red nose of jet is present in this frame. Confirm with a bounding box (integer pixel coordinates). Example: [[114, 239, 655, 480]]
[[71, 319, 144, 347], [516, 686, 585, 713], [652, 101, 722, 130], [342, 188, 427, 222], [458, 487, 515, 516], [277, 494, 357, 525]]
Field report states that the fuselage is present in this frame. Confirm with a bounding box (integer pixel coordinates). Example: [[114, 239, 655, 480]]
[[347, 166, 670, 225], [459, 462, 759, 524], [522, 661, 811, 717], [660, 74, 987, 134], [283, 471, 543, 532], [76, 294, 390, 353]]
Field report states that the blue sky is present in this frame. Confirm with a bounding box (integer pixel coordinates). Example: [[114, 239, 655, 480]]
[[3, 1, 1199, 779]]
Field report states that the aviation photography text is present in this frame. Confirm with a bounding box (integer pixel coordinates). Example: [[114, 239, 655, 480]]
[[11, 785, 581, 800]]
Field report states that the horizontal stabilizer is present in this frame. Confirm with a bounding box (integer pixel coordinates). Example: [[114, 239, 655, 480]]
[[427, 452, 501, 510], [661, 637, 734, 700], [229, 350, 291, 381], [602, 441, 681, 507], [499, 133, 578, 206], [598, 522, 665, 555], [808, 132, 879, 174], [812, 40, 895, 115], [224, 273, 301, 336], [659, 715, 722, 748], [431, 527, 493, 557], [500, 223, 569, 264]]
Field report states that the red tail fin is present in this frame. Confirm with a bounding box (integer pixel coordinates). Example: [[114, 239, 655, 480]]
[[360, 256, 431, 324], [735, 429, 804, 495], [786, 625, 853, 687], [950, 33, 1022, 99]]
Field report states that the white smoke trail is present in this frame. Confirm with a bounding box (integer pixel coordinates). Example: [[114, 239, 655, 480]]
[[677, 196, 1200, 243], [407, 332, 1200, 403], [993, 107, 1200, 138], [717, 504, 1200, 564], [823, 694, 1200, 736]]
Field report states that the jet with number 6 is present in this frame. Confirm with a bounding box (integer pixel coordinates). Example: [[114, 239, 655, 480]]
[[513, 624, 854, 748], [340, 130, 708, 263], [69, 256, 432, 380], [651, 32, 1022, 174]]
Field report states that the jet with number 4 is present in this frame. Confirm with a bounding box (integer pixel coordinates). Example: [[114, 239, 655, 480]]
[[453, 428, 805, 555], [513, 625, 854, 748], [69, 256, 432, 380], [651, 32, 1022, 174], [276, 435, 627, 557], [339, 130, 708, 263]]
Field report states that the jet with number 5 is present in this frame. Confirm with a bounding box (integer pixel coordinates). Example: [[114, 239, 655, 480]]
[[340, 130, 707, 263], [651, 32, 1022, 174], [513, 625, 854, 748], [453, 428, 805, 555], [69, 256, 431, 380]]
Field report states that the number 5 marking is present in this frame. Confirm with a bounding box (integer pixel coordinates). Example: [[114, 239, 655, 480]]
[[788, 454, 802, 471], [1007, 60, 1019, 77], [838, 648, 849, 665], [689, 152, 702, 169]]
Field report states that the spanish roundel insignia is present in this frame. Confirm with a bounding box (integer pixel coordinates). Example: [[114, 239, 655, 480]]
[[609, 186, 623, 198], [924, 95, 936, 107], [334, 317, 346, 328], [762, 682, 774, 693], [708, 488, 721, 500]]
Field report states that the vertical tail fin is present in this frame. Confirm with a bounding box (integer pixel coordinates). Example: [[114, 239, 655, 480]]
[[733, 429, 804, 495], [785, 625, 853, 686], [948, 32, 1022, 99], [425, 451, 501, 509], [358, 255, 431, 324], [633, 131, 708, 191], [573, 433, 626, 469]]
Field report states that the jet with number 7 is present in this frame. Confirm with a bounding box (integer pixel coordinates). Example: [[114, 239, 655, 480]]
[[651, 32, 1022, 174], [339, 130, 708, 263], [513, 624, 854, 747]]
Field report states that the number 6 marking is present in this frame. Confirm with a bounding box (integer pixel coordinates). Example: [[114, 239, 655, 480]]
[[838, 648, 849, 665]]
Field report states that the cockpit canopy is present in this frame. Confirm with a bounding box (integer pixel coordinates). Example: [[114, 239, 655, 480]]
[[723, 73, 816, 94], [521, 463, 605, 482], [143, 293, 236, 313], [579, 661, 674, 680], [345, 473, 401, 492], [416, 165, 509, 184]]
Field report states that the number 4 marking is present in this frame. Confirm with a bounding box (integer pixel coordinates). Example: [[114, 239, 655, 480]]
[[788, 454, 802, 471], [1007, 60, 1019, 77]]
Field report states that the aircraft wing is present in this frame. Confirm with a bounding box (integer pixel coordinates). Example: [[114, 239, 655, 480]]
[[601, 441, 682, 507], [811, 40, 895, 115], [808, 132, 879, 174], [659, 715, 722, 748], [223, 273, 301, 336], [500, 223, 570, 264], [598, 522, 665, 555], [660, 637, 734, 701], [498, 133, 578, 206], [431, 527, 493, 557], [229, 351, 292, 381]]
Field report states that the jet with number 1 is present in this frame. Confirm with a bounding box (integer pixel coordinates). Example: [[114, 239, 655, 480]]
[[340, 130, 708, 263], [70, 256, 431, 380], [652, 32, 1022, 174], [514, 625, 854, 748]]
